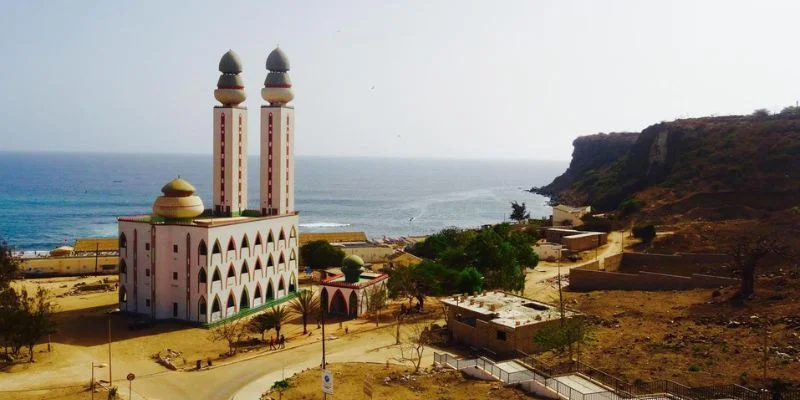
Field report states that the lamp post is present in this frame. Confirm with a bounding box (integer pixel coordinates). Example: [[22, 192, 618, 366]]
[[91, 362, 107, 399]]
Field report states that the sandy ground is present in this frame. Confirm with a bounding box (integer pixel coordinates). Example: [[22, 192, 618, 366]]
[[268, 362, 531, 400]]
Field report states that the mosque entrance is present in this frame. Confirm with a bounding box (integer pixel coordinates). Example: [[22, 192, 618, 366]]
[[330, 290, 347, 315]]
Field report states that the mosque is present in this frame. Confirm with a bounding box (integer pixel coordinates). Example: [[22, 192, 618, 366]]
[[117, 48, 299, 324]]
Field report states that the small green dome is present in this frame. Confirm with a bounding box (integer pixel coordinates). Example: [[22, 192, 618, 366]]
[[161, 177, 196, 197], [219, 50, 243, 74], [342, 254, 364, 269]]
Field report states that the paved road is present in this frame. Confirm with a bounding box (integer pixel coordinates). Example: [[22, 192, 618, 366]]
[[128, 322, 439, 400]]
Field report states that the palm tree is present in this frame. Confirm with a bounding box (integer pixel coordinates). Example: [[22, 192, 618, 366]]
[[289, 290, 320, 334], [266, 305, 291, 338]]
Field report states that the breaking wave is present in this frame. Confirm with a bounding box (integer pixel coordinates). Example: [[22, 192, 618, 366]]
[[299, 222, 351, 228]]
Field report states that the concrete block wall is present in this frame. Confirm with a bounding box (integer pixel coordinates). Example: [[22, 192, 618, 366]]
[[569, 267, 739, 292]]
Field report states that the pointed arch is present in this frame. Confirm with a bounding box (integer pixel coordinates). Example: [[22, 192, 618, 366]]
[[240, 234, 250, 258], [119, 233, 127, 248], [198, 296, 207, 321], [330, 289, 347, 315], [198, 267, 207, 284], [119, 285, 127, 303], [267, 254, 275, 269], [254, 232, 263, 247], [279, 252, 286, 266], [198, 239, 208, 257], [349, 291, 358, 318], [266, 279, 275, 300], [211, 295, 222, 322], [278, 228, 286, 243], [239, 287, 250, 310], [267, 230, 275, 248], [212, 239, 222, 255], [227, 237, 236, 252], [227, 263, 236, 278], [211, 267, 221, 283], [119, 259, 127, 274], [254, 257, 263, 275], [289, 273, 297, 293], [240, 260, 250, 281], [253, 282, 263, 307], [289, 249, 296, 261], [289, 226, 297, 240], [227, 290, 236, 314], [278, 276, 286, 292]]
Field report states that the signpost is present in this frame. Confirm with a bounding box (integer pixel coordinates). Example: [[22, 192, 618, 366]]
[[321, 369, 333, 395], [363, 380, 373, 399], [126, 373, 135, 400]]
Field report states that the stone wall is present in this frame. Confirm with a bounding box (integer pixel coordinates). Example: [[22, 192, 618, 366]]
[[603, 253, 623, 271], [620, 252, 731, 276], [569, 267, 739, 292]]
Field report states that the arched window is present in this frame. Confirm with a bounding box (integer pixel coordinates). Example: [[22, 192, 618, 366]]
[[279, 229, 286, 242], [198, 297, 207, 316], [254, 285, 262, 301], [119, 286, 127, 303], [240, 288, 250, 310], [254, 258, 262, 272], [289, 274, 296, 293], [255, 232, 263, 247], [279, 253, 285, 265], [289, 226, 297, 239], [267, 231, 275, 246], [267, 255, 275, 269], [266, 280, 275, 300], [227, 264, 236, 278], [119, 259, 127, 274], [119, 233, 127, 248], [289, 250, 296, 261], [212, 240, 222, 255], [199, 240, 208, 256], [278, 277, 285, 291], [227, 237, 236, 252], [240, 260, 249, 277], [227, 292, 235, 308], [212, 297, 221, 313], [241, 235, 250, 249], [212, 268, 221, 283], [198, 268, 207, 283]]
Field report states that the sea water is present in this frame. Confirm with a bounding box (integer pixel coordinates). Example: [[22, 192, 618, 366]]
[[0, 152, 566, 251]]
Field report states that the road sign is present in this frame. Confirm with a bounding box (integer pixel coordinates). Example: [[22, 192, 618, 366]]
[[363, 380, 373, 398], [126, 373, 135, 381], [321, 369, 334, 395]]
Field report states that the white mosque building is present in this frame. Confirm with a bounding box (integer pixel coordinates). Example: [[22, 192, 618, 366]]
[[117, 48, 299, 324]]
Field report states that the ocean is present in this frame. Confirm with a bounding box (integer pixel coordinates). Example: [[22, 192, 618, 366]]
[[0, 152, 566, 251]]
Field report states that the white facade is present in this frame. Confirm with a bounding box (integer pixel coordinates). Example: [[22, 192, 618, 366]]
[[320, 274, 388, 319], [260, 106, 294, 216], [213, 106, 248, 216], [118, 215, 299, 323]]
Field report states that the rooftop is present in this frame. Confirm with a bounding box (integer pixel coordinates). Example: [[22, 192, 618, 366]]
[[321, 272, 388, 289], [118, 211, 298, 227], [441, 291, 576, 329], [74, 238, 118, 253], [563, 231, 604, 239], [299, 231, 367, 246], [554, 204, 591, 213]]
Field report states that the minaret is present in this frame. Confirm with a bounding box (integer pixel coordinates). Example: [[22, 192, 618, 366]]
[[260, 47, 295, 216], [213, 50, 248, 217]]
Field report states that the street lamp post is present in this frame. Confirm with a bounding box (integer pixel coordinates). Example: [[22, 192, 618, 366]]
[[91, 362, 107, 399]]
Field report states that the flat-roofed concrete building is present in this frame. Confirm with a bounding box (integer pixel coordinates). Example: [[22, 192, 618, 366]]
[[552, 205, 591, 227], [442, 292, 579, 356]]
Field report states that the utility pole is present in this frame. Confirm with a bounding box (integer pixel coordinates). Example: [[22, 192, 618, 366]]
[[321, 303, 327, 400], [107, 316, 112, 386]]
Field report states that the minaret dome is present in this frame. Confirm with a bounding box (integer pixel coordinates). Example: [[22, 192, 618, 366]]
[[214, 49, 246, 106], [262, 47, 294, 106]]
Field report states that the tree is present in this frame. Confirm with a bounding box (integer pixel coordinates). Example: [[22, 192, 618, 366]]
[[364, 285, 388, 327], [265, 305, 290, 338], [752, 108, 771, 117], [16, 287, 56, 362], [288, 290, 319, 334], [457, 267, 483, 294], [299, 240, 345, 269], [248, 313, 274, 341], [208, 318, 244, 355], [780, 105, 800, 115], [0, 238, 19, 289], [533, 318, 592, 361], [731, 233, 789, 298], [392, 324, 431, 374], [510, 201, 530, 222], [632, 224, 656, 244], [0, 238, 21, 356]]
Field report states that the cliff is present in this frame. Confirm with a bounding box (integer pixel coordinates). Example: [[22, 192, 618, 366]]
[[536, 114, 800, 214]]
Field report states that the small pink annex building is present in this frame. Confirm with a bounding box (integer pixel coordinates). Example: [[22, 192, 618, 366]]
[[320, 255, 388, 319]]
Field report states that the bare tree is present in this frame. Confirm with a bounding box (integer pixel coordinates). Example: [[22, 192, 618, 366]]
[[208, 318, 244, 355], [392, 324, 431, 374], [365, 284, 388, 327]]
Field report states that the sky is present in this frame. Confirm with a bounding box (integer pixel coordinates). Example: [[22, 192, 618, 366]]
[[1, 1, 799, 160]]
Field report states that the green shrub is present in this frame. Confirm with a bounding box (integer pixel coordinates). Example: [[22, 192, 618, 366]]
[[688, 364, 701, 372], [618, 198, 644, 216]]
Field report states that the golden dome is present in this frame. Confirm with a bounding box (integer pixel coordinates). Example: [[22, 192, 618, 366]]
[[153, 177, 204, 219]]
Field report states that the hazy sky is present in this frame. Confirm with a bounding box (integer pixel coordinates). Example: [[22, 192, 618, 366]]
[[2, 1, 799, 160]]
